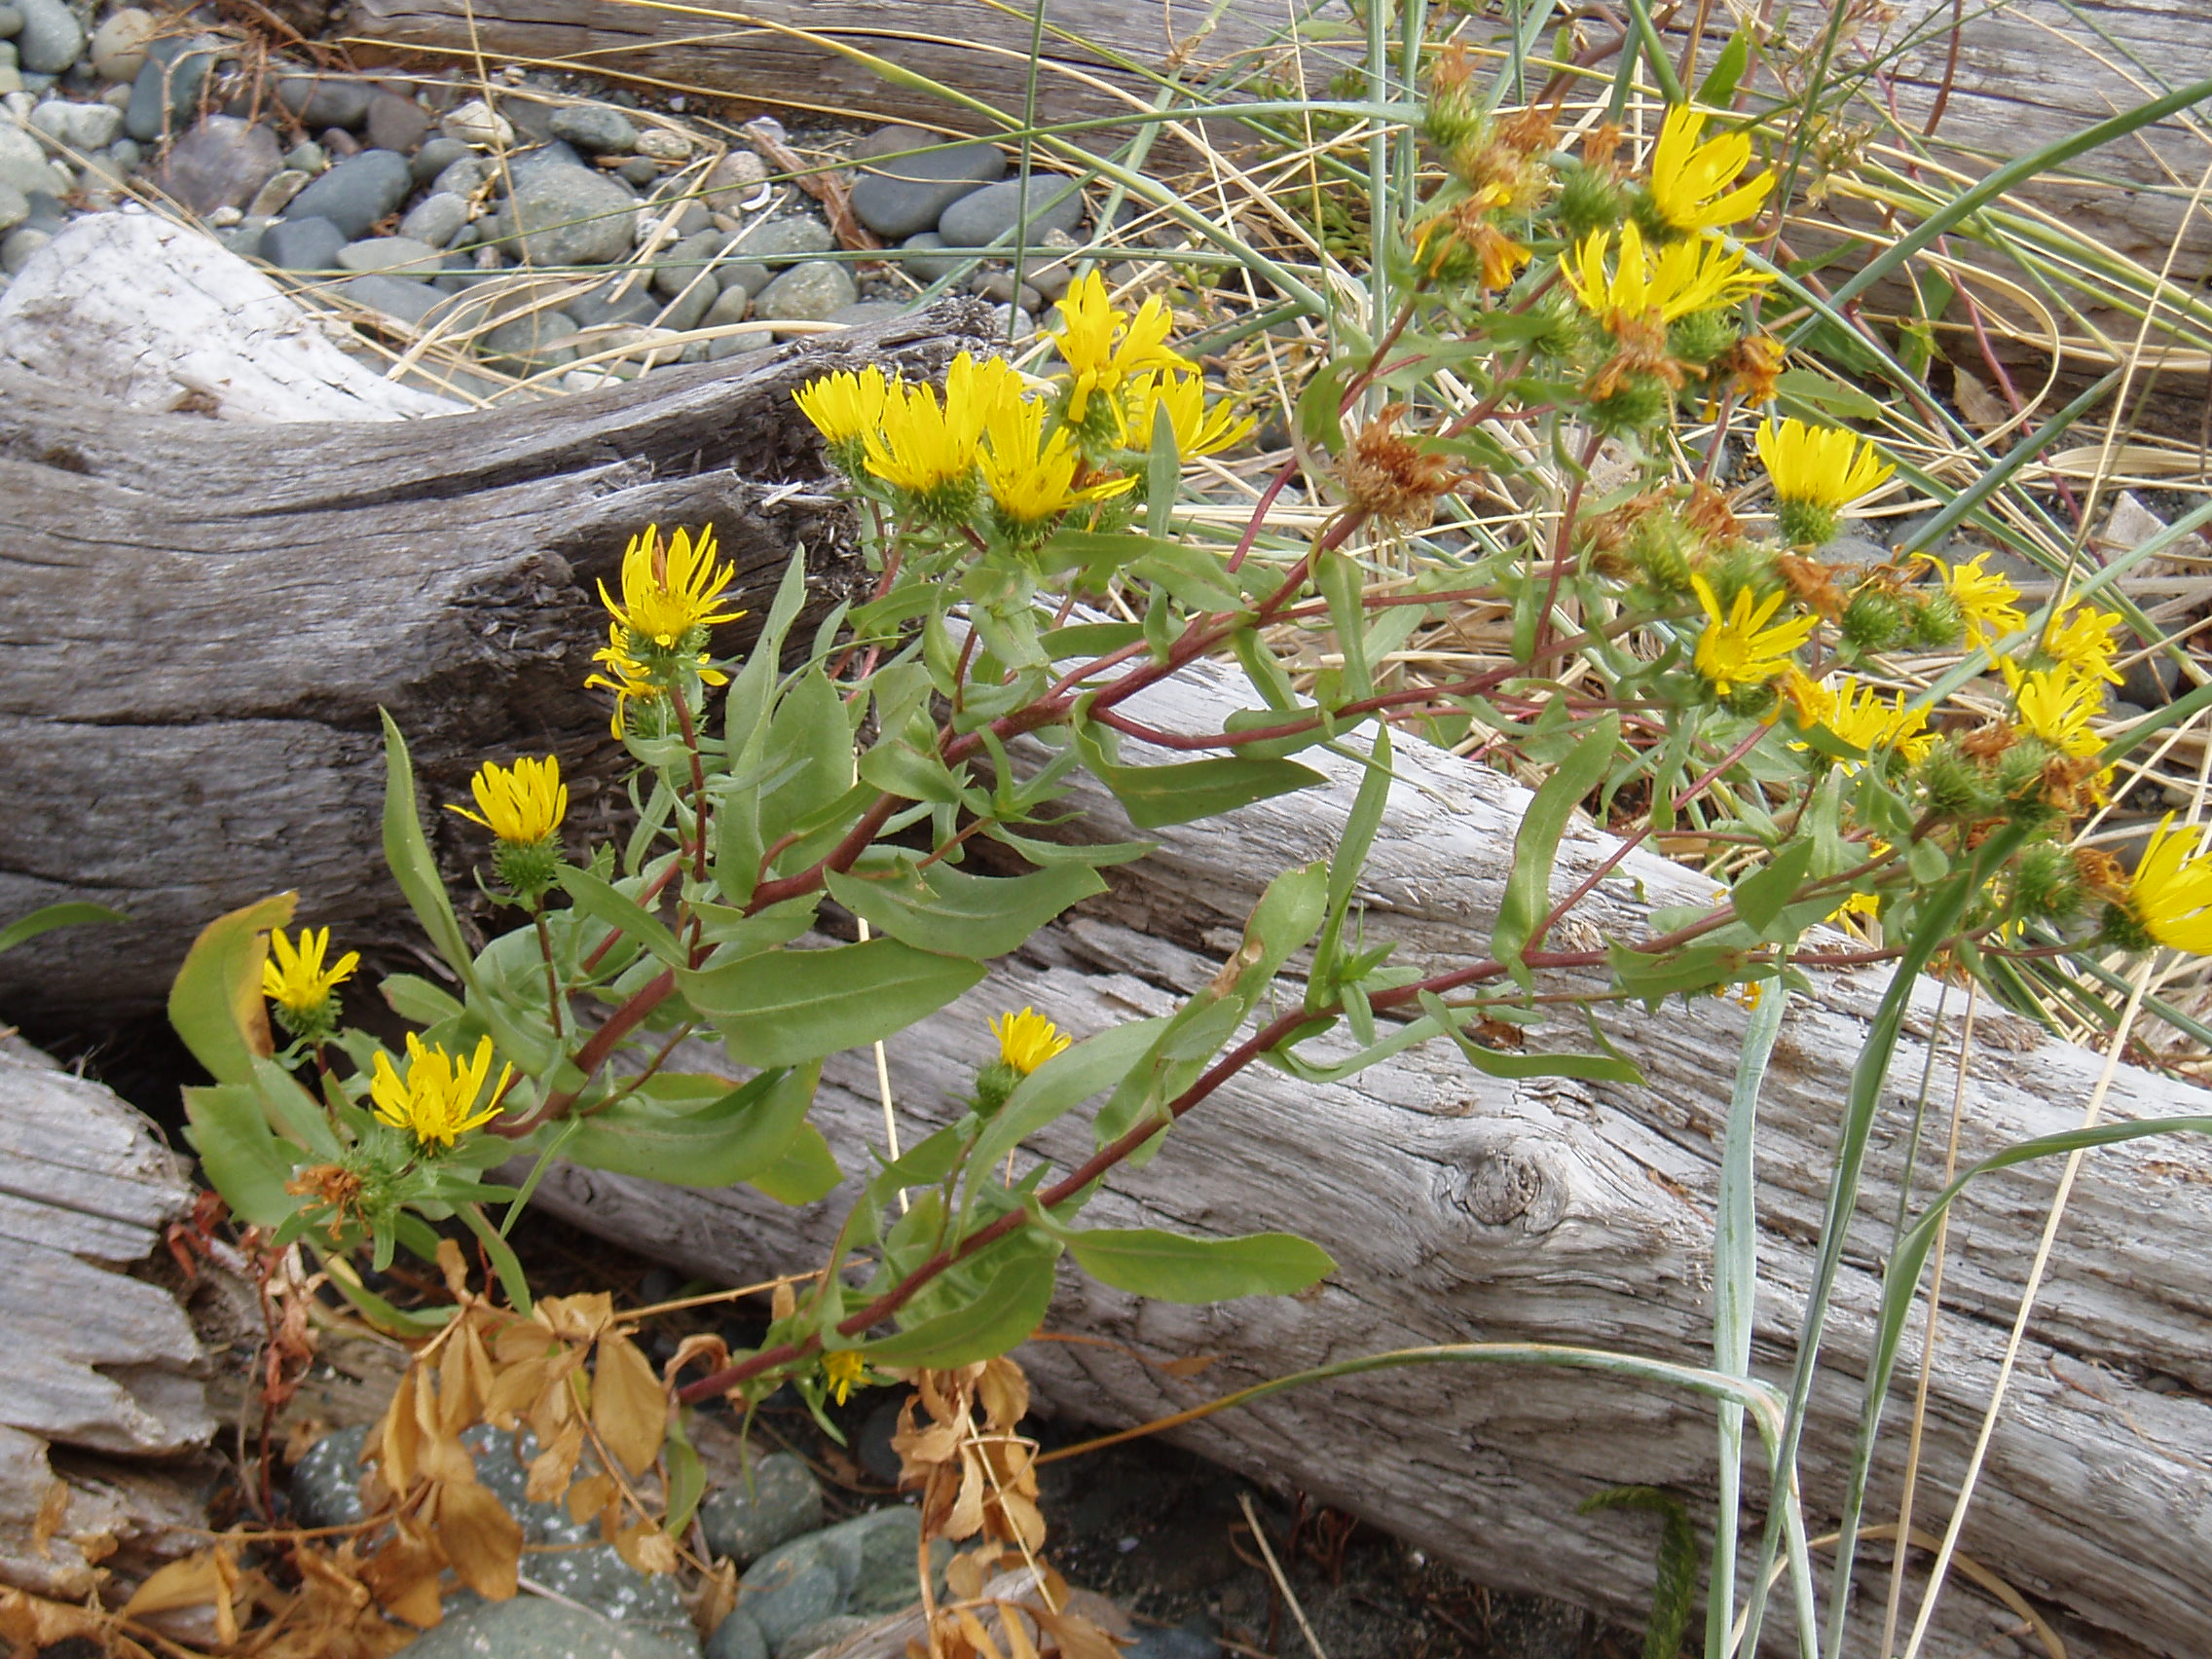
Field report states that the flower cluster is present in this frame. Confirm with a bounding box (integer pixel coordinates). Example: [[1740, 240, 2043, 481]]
[[585, 525, 745, 740], [794, 273, 1248, 547]]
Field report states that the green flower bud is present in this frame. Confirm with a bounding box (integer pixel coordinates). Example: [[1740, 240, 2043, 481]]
[[1632, 512, 1697, 594], [1722, 681, 1779, 719], [493, 836, 563, 903], [1905, 588, 1966, 651], [1914, 739, 1995, 821], [972, 1059, 1023, 1120], [1555, 162, 1625, 240], [1776, 498, 1841, 549], [1589, 373, 1673, 434], [273, 996, 341, 1047], [1522, 279, 1591, 362], [2099, 899, 2159, 956], [2011, 841, 2083, 922], [1668, 307, 1741, 370], [1840, 587, 1908, 653]]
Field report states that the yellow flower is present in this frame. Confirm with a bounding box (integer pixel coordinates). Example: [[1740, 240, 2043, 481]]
[[1050, 272, 1190, 424], [449, 755, 567, 845], [863, 352, 1021, 502], [1562, 222, 1770, 327], [821, 1348, 866, 1407], [1646, 104, 1773, 237], [2120, 816, 2212, 954], [2002, 660, 2104, 759], [1941, 553, 2025, 645], [979, 397, 1133, 535], [1784, 671, 1931, 762], [1692, 573, 1818, 695], [369, 1033, 512, 1150], [2043, 606, 2122, 685], [990, 1007, 1071, 1076], [1754, 419, 1893, 510], [793, 364, 892, 456], [263, 926, 359, 1014], [599, 524, 745, 652], [1115, 370, 1256, 460]]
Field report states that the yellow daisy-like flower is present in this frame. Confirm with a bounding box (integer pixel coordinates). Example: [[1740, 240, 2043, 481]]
[[263, 926, 359, 1015], [990, 1007, 1071, 1077], [1784, 671, 1931, 762], [821, 1348, 866, 1407], [2042, 606, 2122, 685], [599, 524, 745, 653], [2119, 815, 2212, 954], [1755, 418, 1893, 509], [369, 1033, 513, 1151], [2002, 660, 2104, 759], [863, 351, 1022, 503], [1051, 271, 1190, 424], [449, 755, 567, 845], [583, 626, 700, 739], [1561, 222, 1770, 327], [793, 364, 892, 458], [1646, 104, 1773, 237], [1941, 553, 2025, 645], [1692, 573, 1818, 696], [1115, 370, 1256, 460], [978, 396, 1133, 535]]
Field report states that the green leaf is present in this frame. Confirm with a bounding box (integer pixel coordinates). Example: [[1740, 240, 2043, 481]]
[[1075, 720, 1325, 830], [825, 861, 1105, 961], [663, 1412, 707, 1540], [167, 893, 295, 1087], [859, 739, 967, 806], [1695, 24, 1751, 103], [0, 901, 128, 959], [1732, 840, 1816, 935], [1045, 621, 1144, 661], [182, 1084, 300, 1226], [556, 866, 686, 968], [682, 940, 985, 1068], [1774, 368, 1885, 424], [1311, 725, 1391, 1007], [1418, 992, 1645, 1085], [723, 552, 811, 751], [1493, 715, 1618, 990], [983, 827, 1154, 868], [1129, 546, 1245, 614], [1315, 548, 1371, 701], [562, 1064, 819, 1187], [757, 670, 860, 848], [973, 1016, 1170, 1176], [1064, 1227, 1333, 1303], [863, 1248, 1057, 1366], [753, 1124, 842, 1204], [380, 712, 480, 992], [382, 973, 463, 1027], [458, 1201, 533, 1313]]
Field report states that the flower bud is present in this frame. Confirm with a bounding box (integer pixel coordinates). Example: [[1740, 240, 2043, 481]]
[[1667, 307, 1740, 370], [1776, 498, 1841, 549], [1840, 587, 1907, 653], [1914, 739, 1995, 820], [1588, 373, 1673, 434], [493, 837, 563, 903], [2011, 840, 2083, 922], [1905, 588, 1965, 650], [1555, 162, 1625, 240]]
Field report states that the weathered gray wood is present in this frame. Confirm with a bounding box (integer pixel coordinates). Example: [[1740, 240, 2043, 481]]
[[522, 655, 2212, 1659], [0, 257, 992, 1024], [0, 1046, 214, 1598]]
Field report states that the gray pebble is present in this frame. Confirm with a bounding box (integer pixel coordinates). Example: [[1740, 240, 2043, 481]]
[[650, 227, 729, 299], [698, 147, 766, 212], [340, 272, 442, 326], [283, 139, 325, 174], [30, 96, 122, 150], [0, 124, 50, 196], [281, 146, 411, 238], [699, 1454, 825, 1568], [528, 1540, 698, 1646], [400, 1597, 700, 1659], [654, 277, 716, 333], [411, 133, 469, 183], [504, 138, 587, 184], [850, 124, 1004, 240], [276, 75, 370, 130], [618, 155, 658, 188], [782, 1614, 874, 1658], [247, 167, 309, 216], [89, 7, 154, 84], [125, 36, 218, 144], [564, 273, 660, 328], [149, 115, 279, 216], [827, 299, 907, 327], [0, 179, 23, 232], [972, 270, 1042, 312], [501, 165, 638, 265], [398, 189, 468, 247], [0, 42, 12, 71], [105, 135, 140, 170], [336, 235, 444, 274], [706, 1608, 771, 1659], [17, 185, 60, 231], [11, 0, 81, 76], [756, 258, 855, 324], [1124, 1617, 1223, 1659], [988, 302, 1036, 339], [258, 212, 346, 270], [548, 101, 638, 156], [0, 4, 19, 38], [481, 309, 581, 371], [431, 154, 488, 199], [735, 1544, 843, 1652], [1, 223, 47, 274], [216, 213, 271, 259], [938, 176, 1085, 248], [321, 126, 361, 159], [1021, 225, 1080, 300], [288, 1423, 369, 1528], [364, 91, 432, 155], [899, 229, 961, 283]]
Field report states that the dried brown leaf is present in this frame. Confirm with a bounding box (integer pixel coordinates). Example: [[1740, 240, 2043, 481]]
[[770, 1280, 796, 1322], [1030, 1606, 1125, 1659], [536, 1292, 613, 1345], [433, 1480, 522, 1601], [977, 1359, 1028, 1431], [954, 1606, 1008, 1659], [482, 1355, 548, 1431], [30, 1480, 67, 1560], [525, 1419, 584, 1506], [122, 1543, 241, 1644], [592, 1331, 668, 1478], [566, 1472, 617, 1526], [614, 1520, 679, 1576], [357, 1516, 446, 1627]]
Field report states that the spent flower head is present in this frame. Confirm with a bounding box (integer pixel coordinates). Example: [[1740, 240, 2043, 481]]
[[369, 1033, 512, 1151], [263, 925, 358, 1043], [1644, 104, 1773, 238], [1692, 572, 1818, 697]]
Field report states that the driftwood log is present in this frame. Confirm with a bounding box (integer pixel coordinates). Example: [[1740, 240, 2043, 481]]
[[0, 1039, 215, 1598], [341, 0, 2212, 281], [0, 212, 993, 1025], [9, 217, 2212, 1656]]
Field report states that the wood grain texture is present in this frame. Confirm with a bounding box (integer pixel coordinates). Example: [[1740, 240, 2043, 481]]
[[524, 656, 2212, 1659], [0, 1046, 214, 1597], [0, 276, 994, 1024]]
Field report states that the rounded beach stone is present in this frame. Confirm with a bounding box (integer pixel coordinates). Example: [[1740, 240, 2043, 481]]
[[30, 96, 122, 150], [635, 128, 690, 162], [258, 212, 345, 270], [937, 176, 1085, 248], [850, 124, 1003, 240], [439, 96, 512, 149], [898, 230, 960, 283], [12, 0, 82, 76], [339, 273, 441, 326], [826, 299, 906, 327], [481, 309, 580, 370], [335, 235, 444, 275], [363, 91, 433, 155], [279, 146, 410, 239], [125, 37, 218, 143], [564, 274, 660, 328], [411, 134, 469, 183], [0, 181, 25, 233], [650, 228, 729, 298], [289, 1423, 370, 1528], [698, 147, 767, 212], [706, 1608, 770, 1659], [400, 1598, 700, 1659], [90, 7, 154, 82], [728, 212, 830, 267], [548, 101, 637, 156], [756, 258, 855, 324], [698, 1453, 824, 1567], [0, 4, 20, 38], [398, 189, 469, 248], [501, 165, 639, 265], [275, 74, 370, 131], [149, 115, 280, 216]]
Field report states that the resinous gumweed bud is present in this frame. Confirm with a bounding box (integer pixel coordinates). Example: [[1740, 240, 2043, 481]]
[[2013, 841, 2083, 922], [1915, 740, 1994, 820], [1840, 587, 1906, 652], [1555, 163, 1626, 241], [1589, 374, 1673, 434], [1667, 307, 1741, 369]]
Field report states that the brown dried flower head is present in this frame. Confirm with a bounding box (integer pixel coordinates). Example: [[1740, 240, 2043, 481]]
[[1960, 720, 2018, 762], [1721, 334, 1787, 406], [1681, 480, 1743, 547], [1339, 405, 1464, 531], [1776, 553, 1848, 620], [2073, 845, 2129, 903]]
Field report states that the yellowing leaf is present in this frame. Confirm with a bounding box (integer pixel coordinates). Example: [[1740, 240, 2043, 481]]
[[432, 1481, 520, 1601], [614, 1520, 679, 1575], [525, 1419, 583, 1505], [591, 1332, 667, 1478]]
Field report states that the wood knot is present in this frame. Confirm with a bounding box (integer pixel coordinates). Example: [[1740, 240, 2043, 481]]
[[1448, 1136, 1568, 1235]]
